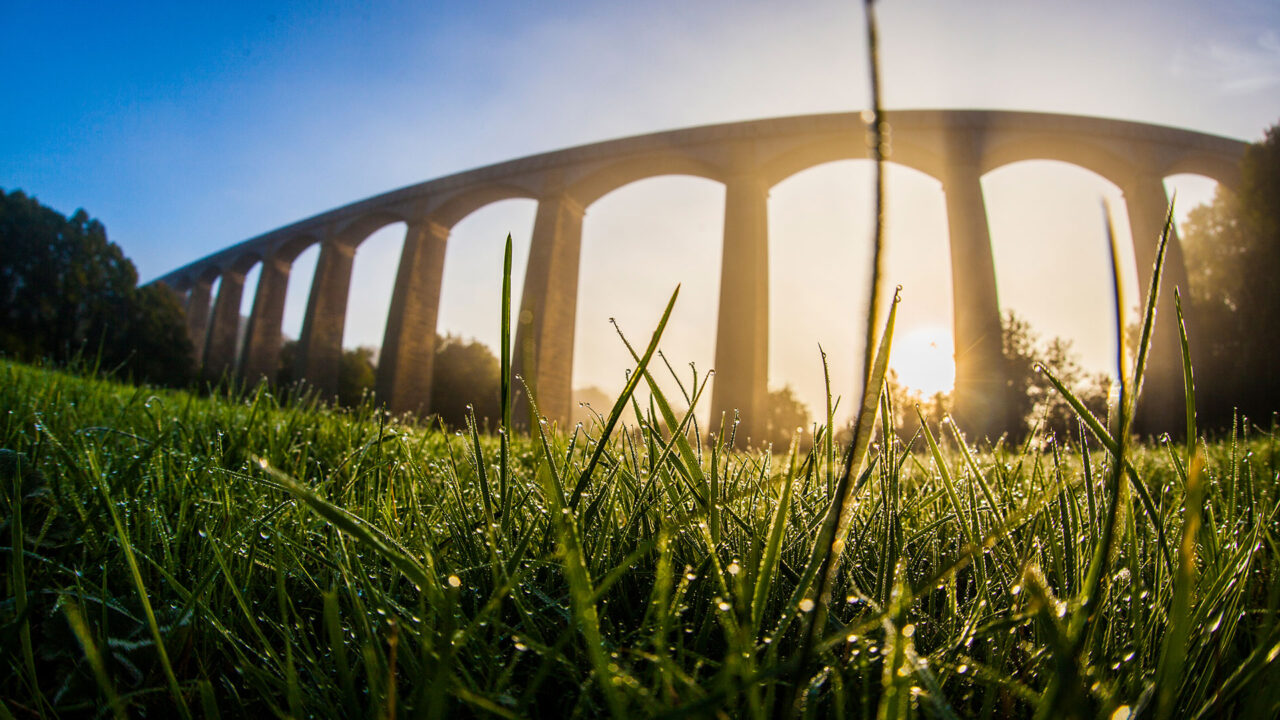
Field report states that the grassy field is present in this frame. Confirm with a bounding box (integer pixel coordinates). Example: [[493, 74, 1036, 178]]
[[1, 353, 1277, 718]]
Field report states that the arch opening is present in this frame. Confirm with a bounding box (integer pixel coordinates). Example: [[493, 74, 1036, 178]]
[[235, 260, 263, 368], [1164, 173, 1222, 234], [982, 159, 1135, 378], [342, 223, 407, 352], [769, 159, 952, 427], [200, 274, 222, 362], [437, 198, 538, 357], [338, 222, 407, 404], [279, 244, 320, 382], [573, 174, 725, 426], [1165, 172, 1226, 310]]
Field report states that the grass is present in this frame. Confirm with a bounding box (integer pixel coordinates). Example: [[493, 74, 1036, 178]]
[[5, 7, 1279, 716], [1, 325, 1278, 718]]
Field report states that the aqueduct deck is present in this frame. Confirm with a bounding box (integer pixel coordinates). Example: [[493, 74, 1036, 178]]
[[153, 110, 1247, 438]]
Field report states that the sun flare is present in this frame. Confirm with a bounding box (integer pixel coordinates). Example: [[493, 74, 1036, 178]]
[[891, 326, 955, 396]]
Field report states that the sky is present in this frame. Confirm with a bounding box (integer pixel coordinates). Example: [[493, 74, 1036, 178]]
[[4, 1, 1279, 422]]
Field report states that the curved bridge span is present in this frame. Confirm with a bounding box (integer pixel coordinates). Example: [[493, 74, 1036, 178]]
[[154, 109, 1247, 438]]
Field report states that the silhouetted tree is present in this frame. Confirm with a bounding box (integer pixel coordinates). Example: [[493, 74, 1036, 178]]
[[431, 334, 501, 429], [275, 339, 378, 408], [763, 384, 810, 450], [1002, 311, 1110, 444], [338, 346, 377, 408], [883, 369, 951, 445], [883, 313, 1108, 446], [1181, 119, 1280, 430], [0, 188, 193, 385]]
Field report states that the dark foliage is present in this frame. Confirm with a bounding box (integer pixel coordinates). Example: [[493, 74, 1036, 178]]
[[0, 188, 193, 385], [763, 384, 811, 450], [431, 333, 501, 429], [885, 312, 1109, 446], [1182, 120, 1280, 430], [338, 346, 377, 408], [1001, 311, 1110, 444]]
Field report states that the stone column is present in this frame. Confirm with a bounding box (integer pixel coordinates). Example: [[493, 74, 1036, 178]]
[[1123, 172, 1189, 436], [709, 168, 770, 443], [185, 279, 214, 364], [240, 255, 290, 384], [512, 191, 585, 428], [376, 219, 450, 414], [942, 137, 1008, 440], [203, 271, 246, 379], [295, 239, 356, 398]]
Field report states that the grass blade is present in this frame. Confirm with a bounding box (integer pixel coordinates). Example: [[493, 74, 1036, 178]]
[[569, 285, 680, 508]]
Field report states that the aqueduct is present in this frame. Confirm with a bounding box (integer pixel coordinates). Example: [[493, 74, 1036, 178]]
[[152, 110, 1247, 439]]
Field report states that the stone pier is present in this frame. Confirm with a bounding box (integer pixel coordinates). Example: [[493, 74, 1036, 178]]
[[377, 219, 450, 414]]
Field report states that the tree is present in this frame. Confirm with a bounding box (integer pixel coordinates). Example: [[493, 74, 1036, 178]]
[[275, 340, 378, 409], [763, 384, 810, 450], [0, 188, 193, 385], [338, 346, 378, 408], [431, 334, 501, 430], [883, 369, 951, 445], [883, 313, 1108, 446], [1002, 311, 1109, 444], [1181, 120, 1280, 430]]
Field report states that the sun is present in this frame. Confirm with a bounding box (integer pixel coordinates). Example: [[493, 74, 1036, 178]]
[[891, 326, 955, 396]]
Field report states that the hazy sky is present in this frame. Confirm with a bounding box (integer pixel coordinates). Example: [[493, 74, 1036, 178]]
[[4, 1, 1279, 421]]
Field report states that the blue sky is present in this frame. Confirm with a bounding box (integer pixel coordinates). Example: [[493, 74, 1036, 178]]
[[4, 1, 1279, 417]]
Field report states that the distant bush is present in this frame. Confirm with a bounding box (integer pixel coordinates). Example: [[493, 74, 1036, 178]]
[[431, 333, 501, 429]]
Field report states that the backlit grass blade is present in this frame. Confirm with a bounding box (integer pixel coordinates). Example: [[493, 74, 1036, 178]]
[[917, 408, 976, 547], [789, 287, 901, 711], [752, 436, 801, 630], [528, 387, 630, 719], [62, 598, 127, 720], [1038, 362, 1174, 573], [99, 474, 192, 719], [568, 285, 680, 508], [1128, 198, 1174, 419], [501, 234, 513, 509], [1156, 451, 1205, 720], [1175, 289, 1196, 460], [820, 344, 835, 494], [1066, 201, 1132, 654]]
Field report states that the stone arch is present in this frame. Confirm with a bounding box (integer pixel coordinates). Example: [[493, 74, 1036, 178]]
[[428, 183, 539, 228], [274, 232, 323, 263], [228, 250, 263, 275], [343, 219, 410, 355], [979, 133, 1137, 187], [761, 135, 945, 188], [568, 152, 726, 208], [147, 109, 1249, 434], [334, 210, 410, 249], [981, 159, 1136, 376], [572, 174, 727, 421], [766, 158, 952, 420], [1162, 151, 1243, 193]]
